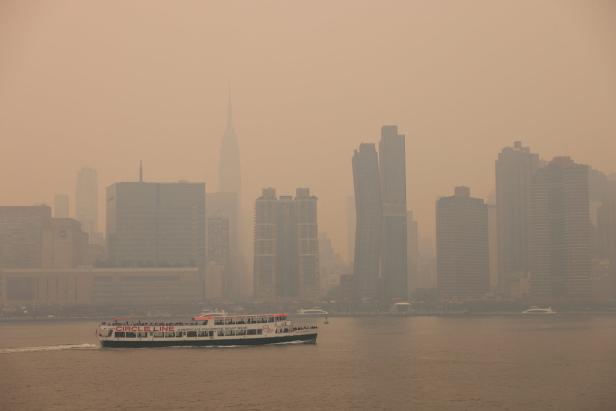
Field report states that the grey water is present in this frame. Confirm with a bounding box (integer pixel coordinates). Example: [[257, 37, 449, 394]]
[[2, 316, 616, 410]]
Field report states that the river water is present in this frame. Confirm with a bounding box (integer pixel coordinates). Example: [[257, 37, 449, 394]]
[[1, 315, 616, 410]]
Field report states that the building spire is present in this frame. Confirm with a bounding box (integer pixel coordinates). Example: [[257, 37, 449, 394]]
[[226, 85, 234, 133], [139, 160, 143, 182]]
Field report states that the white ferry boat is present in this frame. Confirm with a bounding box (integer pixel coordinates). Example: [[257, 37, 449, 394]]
[[522, 306, 557, 315], [296, 308, 329, 317], [97, 313, 317, 348]]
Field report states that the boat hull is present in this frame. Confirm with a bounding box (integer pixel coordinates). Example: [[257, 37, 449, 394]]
[[100, 333, 317, 348]]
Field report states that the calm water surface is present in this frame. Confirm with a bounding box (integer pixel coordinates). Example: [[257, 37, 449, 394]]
[[1, 316, 616, 410]]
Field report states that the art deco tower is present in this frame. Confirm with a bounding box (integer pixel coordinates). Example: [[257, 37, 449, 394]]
[[218, 93, 241, 196]]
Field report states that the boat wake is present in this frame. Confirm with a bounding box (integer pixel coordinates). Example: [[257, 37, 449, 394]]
[[0, 343, 98, 354]]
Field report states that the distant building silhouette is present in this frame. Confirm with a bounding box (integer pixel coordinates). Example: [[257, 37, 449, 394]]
[[295, 188, 320, 299], [76, 167, 99, 244], [106, 181, 205, 268], [215, 92, 246, 296], [495, 141, 541, 295], [379, 125, 408, 301], [597, 179, 616, 297], [0, 206, 52, 268], [252, 188, 320, 300], [436, 187, 489, 299], [253, 188, 277, 299], [0, 205, 88, 269], [406, 210, 419, 296], [346, 195, 355, 264], [53, 193, 69, 218], [529, 156, 591, 301], [206, 192, 240, 298], [352, 143, 382, 301]]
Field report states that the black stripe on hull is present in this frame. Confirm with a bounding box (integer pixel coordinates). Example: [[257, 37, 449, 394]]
[[100, 333, 317, 348]]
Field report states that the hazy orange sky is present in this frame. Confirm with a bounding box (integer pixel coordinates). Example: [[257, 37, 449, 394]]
[[1, 0, 615, 260]]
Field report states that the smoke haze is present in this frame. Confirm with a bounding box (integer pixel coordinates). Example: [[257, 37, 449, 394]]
[[1, 0, 615, 257]]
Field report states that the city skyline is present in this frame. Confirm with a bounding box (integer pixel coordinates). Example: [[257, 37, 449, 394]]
[[2, 2, 615, 260]]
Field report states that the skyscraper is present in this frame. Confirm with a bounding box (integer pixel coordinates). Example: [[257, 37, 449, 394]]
[[252, 188, 320, 300], [597, 180, 616, 297], [207, 192, 240, 297], [53, 193, 69, 218], [76, 167, 99, 243], [352, 143, 382, 301], [406, 210, 419, 296], [495, 141, 541, 295], [218, 93, 241, 195], [529, 157, 591, 301], [253, 188, 277, 299], [379, 125, 408, 301], [346, 195, 355, 264], [106, 181, 206, 268], [436, 186, 489, 299], [215, 92, 245, 295], [295, 188, 320, 299]]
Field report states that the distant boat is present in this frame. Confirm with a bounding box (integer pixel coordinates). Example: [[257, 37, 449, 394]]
[[296, 308, 329, 317], [522, 306, 556, 315], [390, 302, 412, 315]]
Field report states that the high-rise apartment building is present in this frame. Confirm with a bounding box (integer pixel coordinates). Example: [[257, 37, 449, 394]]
[[379, 125, 408, 301], [76, 167, 98, 243], [253, 188, 277, 299], [436, 187, 489, 299], [295, 188, 319, 299], [352, 143, 382, 301], [529, 157, 592, 301], [495, 141, 541, 295], [106, 181, 205, 268], [252, 188, 319, 300]]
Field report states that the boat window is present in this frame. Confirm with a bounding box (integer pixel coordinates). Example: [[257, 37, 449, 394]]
[[165, 332, 175, 338], [197, 331, 208, 337], [247, 329, 257, 335], [153, 332, 164, 338], [137, 332, 147, 338], [208, 331, 214, 337], [175, 331, 184, 337], [224, 329, 234, 336], [257, 329, 263, 335], [215, 319, 223, 325], [125, 332, 136, 338], [201, 320, 208, 325], [114, 332, 125, 338], [187, 331, 197, 337], [237, 329, 246, 335], [217, 330, 224, 336]]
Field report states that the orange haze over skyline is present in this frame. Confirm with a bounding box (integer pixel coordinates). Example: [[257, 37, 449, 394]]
[[1, 0, 615, 259]]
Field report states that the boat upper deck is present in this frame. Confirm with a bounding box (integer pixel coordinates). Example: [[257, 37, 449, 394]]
[[101, 313, 290, 328]]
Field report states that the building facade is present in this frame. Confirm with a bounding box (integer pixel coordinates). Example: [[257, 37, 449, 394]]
[[529, 157, 592, 301], [53, 193, 70, 218], [379, 125, 408, 301], [495, 141, 541, 295], [436, 187, 489, 299], [253, 188, 319, 300], [406, 210, 419, 296], [106, 181, 206, 268], [76, 167, 99, 243], [352, 143, 382, 301]]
